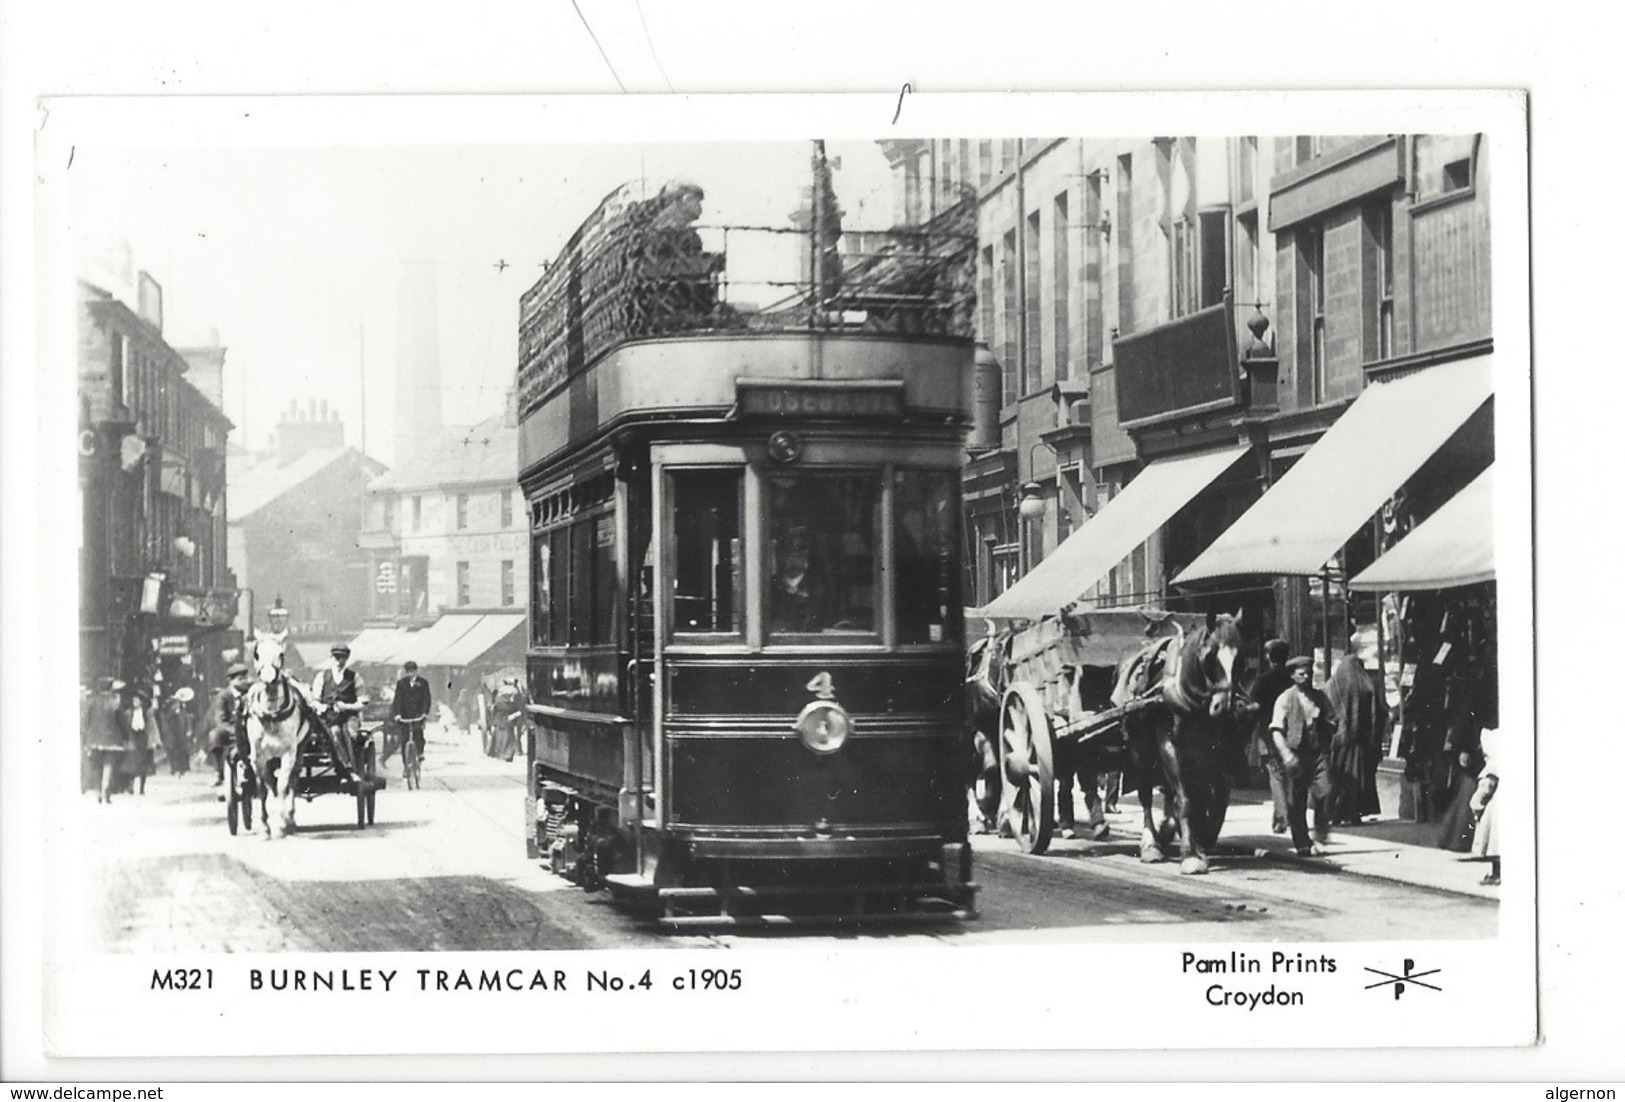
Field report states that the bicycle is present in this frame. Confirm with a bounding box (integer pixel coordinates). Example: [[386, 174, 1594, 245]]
[[395, 715, 426, 790]]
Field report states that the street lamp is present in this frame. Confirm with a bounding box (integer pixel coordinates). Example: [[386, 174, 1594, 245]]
[[1017, 480, 1047, 577]]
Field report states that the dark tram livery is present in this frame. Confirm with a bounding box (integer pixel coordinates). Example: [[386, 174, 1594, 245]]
[[515, 169, 978, 926]]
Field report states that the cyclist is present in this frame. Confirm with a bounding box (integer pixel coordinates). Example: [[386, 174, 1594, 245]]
[[392, 659, 432, 763]]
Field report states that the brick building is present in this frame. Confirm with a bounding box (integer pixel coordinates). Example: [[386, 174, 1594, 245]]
[[78, 275, 238, 697]]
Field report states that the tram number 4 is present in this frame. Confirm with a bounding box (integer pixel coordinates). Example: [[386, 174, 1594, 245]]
[[586, 970, 654, 992], [806, 672, 837, 700], [152, 967, 214, 990]]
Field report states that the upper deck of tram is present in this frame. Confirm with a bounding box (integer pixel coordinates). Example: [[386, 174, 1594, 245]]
[[514, 179, 978, 477]]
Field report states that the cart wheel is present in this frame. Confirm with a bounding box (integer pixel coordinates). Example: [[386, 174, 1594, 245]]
[[355, 746, 369, 829], [365, 744, 378, 825], [999, 683, 1054, 855]]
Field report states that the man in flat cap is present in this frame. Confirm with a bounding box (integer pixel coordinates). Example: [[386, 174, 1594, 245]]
[[207, 661, 254, 796], [1268, 655, 1339, 857], [311, 643, 368, 774]]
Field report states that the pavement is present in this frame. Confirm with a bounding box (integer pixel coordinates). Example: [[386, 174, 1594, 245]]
[[997, 786, 1500, 901]]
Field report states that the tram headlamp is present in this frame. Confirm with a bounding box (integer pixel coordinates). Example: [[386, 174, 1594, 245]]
[[794, 700, 851, 755]]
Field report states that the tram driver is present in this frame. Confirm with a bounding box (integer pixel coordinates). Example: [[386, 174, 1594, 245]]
[[769, 526, 825, 633]]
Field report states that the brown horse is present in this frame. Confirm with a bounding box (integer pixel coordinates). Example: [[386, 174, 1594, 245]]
[[1119, 611, 1251, 874]]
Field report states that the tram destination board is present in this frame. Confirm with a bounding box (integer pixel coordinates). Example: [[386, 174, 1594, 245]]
[[737, 379, 905, 420]]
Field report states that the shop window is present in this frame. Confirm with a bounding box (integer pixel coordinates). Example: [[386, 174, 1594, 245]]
[[764, 470, 879, 639], [669, 469, 741, 636]]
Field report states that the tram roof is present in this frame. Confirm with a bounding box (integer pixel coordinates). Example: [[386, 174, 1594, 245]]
[[515, 181, 976, 423]]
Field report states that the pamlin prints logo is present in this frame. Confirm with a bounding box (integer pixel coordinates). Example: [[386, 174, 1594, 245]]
[[1364, 959, 1443, 999]]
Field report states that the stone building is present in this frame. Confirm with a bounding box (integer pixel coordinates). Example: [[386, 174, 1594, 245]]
[[77, 275, 237, 694], [226, 400, 386, 665]]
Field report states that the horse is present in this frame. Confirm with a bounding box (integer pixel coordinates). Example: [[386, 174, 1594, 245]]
[[1118, 610, 1252, 875], [964, 624, 1009, 832], [243, 630, 319, 838]]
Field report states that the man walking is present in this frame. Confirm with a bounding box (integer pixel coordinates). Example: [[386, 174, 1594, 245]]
[[1248, 639, 1295, 834], [1269, 655, 1339, 857], [207, 662, 253, 798], [392, 660, 433, 763]]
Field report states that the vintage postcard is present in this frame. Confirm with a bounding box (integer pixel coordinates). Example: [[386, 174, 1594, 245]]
[[19, 89, 1532, 1072]]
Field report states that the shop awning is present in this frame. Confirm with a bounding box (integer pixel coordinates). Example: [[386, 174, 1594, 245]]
[[423, 613, 527, 668], [344, 627, 411, 664], [977, 445, 1250, 620], [384, 614, 483, 667], [1175, 355, 1494, 583], [1349, 466, 1495, 591], [289, 642, 332, 670]]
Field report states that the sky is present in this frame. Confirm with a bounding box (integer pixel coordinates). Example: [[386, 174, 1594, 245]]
[[64, 139, 898, 468]]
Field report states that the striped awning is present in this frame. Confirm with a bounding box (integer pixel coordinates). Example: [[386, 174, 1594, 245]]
[[1349, 466, 1495, 591], [977, 445, 1250, 620], [1175, 355, 1494, 583], [383, 614, 483, 667], [423, 614, 527, 668], [344, 627, 411, 664]]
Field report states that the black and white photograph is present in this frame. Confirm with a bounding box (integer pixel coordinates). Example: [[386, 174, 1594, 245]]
[[18, 89, 1535, 1064]]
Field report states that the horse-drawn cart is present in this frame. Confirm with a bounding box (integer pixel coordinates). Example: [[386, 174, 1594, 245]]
[[978, 607, 1241, 869], [294, 721, 384, 828]]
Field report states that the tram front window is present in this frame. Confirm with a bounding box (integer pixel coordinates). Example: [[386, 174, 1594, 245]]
[[670, 470, 741, 634], [766, 471, 879, 638]]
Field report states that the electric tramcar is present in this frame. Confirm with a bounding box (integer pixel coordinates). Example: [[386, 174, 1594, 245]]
[[517, 171, 978, 926]]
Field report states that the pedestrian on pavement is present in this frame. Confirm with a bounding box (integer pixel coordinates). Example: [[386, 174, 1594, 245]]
[[1325, 654, 1385, 825], [1269, 655, 1338, 857], [392, 660, 433, 763], [489, 676, 527, 762], [1248, 638, 1295, 834], [311, 644, 368, 775], [119, 687, 154, 796], [1470, 726, 1501, 885], [207, 663, 254, 796], [454, 686, 474, 735], [83, 679, 128, 804]]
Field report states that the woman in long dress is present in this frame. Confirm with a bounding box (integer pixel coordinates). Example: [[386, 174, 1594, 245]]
[[1325, 656, 1384, 825], [1471, 728, 1501, 885]]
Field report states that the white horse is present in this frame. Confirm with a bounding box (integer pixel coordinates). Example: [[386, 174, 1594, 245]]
[[244, 630, 317, 838]]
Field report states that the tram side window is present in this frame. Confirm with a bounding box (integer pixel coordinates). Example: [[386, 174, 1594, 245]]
[[895, 469, 961, 644], [531, 532, 552, 645], [569, 520, 593, 645], [765, 471, 879, 638], [670, 470, 741, 635], [592, 513, 617, 644], [548, 527, 571, 645]]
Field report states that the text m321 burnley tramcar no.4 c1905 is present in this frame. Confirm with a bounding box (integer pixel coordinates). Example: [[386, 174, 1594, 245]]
[[516, 170, 980, 927]]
